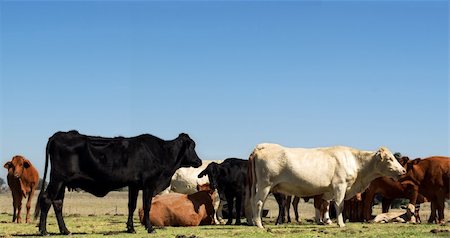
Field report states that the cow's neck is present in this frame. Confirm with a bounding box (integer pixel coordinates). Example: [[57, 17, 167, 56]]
[[164, 138, 185, 174], [348, 151, 382, 198]]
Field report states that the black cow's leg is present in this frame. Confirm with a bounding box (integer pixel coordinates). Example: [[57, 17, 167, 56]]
[[38, 181, 62, 236], [52, 185, 70, 235], [292, 196, 300, 223], [235, 194, 242, 225], [225, 194, 234, 225], [142, 188, 155, 233], [274, 193, 285, 225], [381, 198, 392, 213], [126, 186, 138, 233], [286, 196, 292, 223]]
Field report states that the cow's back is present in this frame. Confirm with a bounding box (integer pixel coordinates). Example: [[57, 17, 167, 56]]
[[254, 144, 354, 197], [416, 156, 450, 196], [423, 156, 450, 186]]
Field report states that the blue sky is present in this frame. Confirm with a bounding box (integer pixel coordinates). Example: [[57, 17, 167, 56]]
[[1, 0, 448, 179]]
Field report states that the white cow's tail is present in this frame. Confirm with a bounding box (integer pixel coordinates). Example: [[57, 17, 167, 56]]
[[245, 149, 258, 225]]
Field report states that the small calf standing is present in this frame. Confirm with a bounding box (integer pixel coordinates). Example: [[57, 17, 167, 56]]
[[3, 155, 39, 223], [139, 186, 216, 227]]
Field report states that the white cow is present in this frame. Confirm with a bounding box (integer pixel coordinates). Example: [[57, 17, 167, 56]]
[[248, 144, 406, 228], [160, 160, 224, 224]]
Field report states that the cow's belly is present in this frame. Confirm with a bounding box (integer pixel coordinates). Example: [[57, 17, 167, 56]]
[[272, 182, 331, 197]]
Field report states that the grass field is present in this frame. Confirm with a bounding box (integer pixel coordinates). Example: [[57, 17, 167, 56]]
[[0, 191, 448, 237]]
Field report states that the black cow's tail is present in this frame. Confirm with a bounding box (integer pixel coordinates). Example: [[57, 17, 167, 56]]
[[34, 137, 51, 220]]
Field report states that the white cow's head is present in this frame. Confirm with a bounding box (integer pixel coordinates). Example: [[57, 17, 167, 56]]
[[374, 147, 406, 180]]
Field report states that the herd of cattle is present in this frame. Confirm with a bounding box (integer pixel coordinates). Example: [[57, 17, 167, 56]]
[[2, 130, 449, 235]]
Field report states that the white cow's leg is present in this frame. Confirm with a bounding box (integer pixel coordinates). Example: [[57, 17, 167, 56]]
[[323, 204, 332, 225], [333, 184, 346, 227], [335, 201, 345, 227], [213, 191, 222, 224], [253, 186, 270, 229], [217, 199, 225, 224]]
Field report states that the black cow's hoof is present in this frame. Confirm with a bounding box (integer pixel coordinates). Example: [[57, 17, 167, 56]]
[[235, 221, 242, 225], [126, 227, 136, 233], [226, 220, 232, 225], [39, 230, 49, 236], [61, 229, 71, 235], [147, 227, 156, 233]]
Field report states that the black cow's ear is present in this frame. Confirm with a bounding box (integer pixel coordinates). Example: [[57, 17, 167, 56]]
[[179, 133, 188, 139], [3, 161, 12, 169], [23, 160, 31, 168], [198, 170, 207, 178]]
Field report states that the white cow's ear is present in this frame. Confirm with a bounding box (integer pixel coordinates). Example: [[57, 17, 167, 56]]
[[376, 148, 386, 161], [377, 147, 390, 160]]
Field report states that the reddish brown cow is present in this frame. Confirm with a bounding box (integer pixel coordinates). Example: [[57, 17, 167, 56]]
[[3, 155, 39, 223], [401, 156, 450, 224], [139, 187, 216, 227]]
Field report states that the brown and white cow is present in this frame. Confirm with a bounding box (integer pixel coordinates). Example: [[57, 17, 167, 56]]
[[139, 185, 217, 227], [159, 161, 223, 224], [248, 144, 406, 228], [3, 155, 39, 223], [401, 156, 450, 224]]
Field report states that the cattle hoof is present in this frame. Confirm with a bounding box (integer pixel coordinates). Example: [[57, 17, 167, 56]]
[[61, 229, 71, 235], [39, 230, 49, 236], [147, 227, 156, 233], [126, 228, 136, 233], [226, 221, 232, 225]]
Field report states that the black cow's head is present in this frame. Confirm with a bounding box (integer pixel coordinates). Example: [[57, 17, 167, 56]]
[[177, 133, 202, 168], [198, 162, 220, 191]]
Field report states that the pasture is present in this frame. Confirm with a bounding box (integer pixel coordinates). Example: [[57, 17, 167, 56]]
[[0, 191, 448, 237]]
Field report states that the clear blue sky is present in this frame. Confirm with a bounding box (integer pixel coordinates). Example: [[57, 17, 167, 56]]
[[1, 0, 448, 179]]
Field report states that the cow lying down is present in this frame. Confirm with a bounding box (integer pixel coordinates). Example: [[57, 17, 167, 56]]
[[372, 204, 416, 223], [139, 185, 217, 227]]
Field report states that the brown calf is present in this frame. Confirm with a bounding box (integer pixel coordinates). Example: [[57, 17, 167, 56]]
[[3, 155, 39, 223], [139, 187, 216, 227]]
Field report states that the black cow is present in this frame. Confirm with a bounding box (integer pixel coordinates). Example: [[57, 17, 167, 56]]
[[198, 158, 248, 225], [274, 193, 300, 225], [35, 130, 202, 235]]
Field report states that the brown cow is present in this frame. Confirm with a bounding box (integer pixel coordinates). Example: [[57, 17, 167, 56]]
[[139, 185, 216, 227], [401, 156, 450, 224], [3, 155, 39, 223]]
